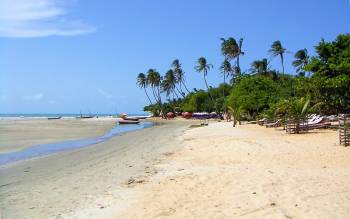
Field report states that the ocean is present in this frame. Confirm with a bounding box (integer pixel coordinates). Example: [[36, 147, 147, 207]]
[[0, 113, 149, 118]]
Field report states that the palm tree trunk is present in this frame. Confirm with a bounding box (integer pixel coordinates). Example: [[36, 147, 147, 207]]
[[236, 56, 241, 76], [204, 74, 218, 114], [144, 88, 153, 105], [179, 83, 185, 96], [151, 86, 161, 116], [151, 86, 158, 102], [173, 89, 179, 99], [157, 86, 166, 118], [182, 81, 191, 93], [281, 54, 285, 74], [179, 82, 186, 96], [222, 74, 226, 114], [175, 85, 185, 98]]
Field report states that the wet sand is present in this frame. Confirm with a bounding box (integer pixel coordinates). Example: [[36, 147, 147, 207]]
[[0, 118, 116, 153], [0, 119, 194, 218]]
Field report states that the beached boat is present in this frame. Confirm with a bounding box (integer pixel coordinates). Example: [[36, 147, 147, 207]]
[[76, 115, 94, 119], [135, 115, 151, 119], [118, 120, 140, 125], [48, 116, 62, 120], [123, 117, 140, 121]]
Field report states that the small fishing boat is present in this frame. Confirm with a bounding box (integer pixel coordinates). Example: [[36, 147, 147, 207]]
[[136, 115, 151, 119], [48, 116, 62, 120], [76, 115, 94, 119], [118, 120, 140, 125], [120, 114, 140, 121], [123, 117, 140, 121]]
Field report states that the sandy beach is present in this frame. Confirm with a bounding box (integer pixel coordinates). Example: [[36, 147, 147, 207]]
[[116, 122, 350, 219], [0, 118, 193, 218], [1, 119, 350, 218]]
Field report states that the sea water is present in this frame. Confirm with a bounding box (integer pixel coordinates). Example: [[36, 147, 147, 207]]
[[0, 122, 153, 165]]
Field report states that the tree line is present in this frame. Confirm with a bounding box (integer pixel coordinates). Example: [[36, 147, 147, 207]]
[[137, 33, 350, 120]]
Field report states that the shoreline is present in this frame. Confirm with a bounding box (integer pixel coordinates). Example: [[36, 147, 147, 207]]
[[0, 117, 117, 154], [0, 120, 153, 166], [2, 120, 349, 218], [0, 119, 196, 218]]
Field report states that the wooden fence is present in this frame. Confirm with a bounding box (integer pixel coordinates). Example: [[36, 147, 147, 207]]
[[339, 114, 350, 146], [285, 117, 308, 134]]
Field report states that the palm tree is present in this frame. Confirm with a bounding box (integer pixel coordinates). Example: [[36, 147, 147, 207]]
[[172, 59, 190, 94], [220, 37, 239, 61], [269, 40, 286, 74], [161, 70, 177, 99], [292, 49, 309, 76], [228, 106, 243, 127], [146, 69, 164, 117], [250, 58, 269, 75], [195, 57, 217, 113], [285, 97, 310, 134], [236, 38, 244, 76], [136, 73, 153, 105], [220, 59, 232, 98], [221, 37, 244, 77], [283, 96, 322, 133]]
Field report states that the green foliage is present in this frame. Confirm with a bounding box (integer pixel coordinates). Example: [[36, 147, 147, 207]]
[[182, 91, 214, 113], [226, 76, 279, 118], [139, 33, 350, 119], [250, 58, 270, 75], [305, 34, 350, 114], [292, 49, 309, 74]]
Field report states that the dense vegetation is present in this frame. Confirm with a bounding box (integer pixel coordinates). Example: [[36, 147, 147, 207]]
[[137, 34, 350, 120]]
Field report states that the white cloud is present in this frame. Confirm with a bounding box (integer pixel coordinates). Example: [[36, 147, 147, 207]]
[[0, 0, 95, 38], [98, 89, 113, 99], [23, 92, 44, 100]]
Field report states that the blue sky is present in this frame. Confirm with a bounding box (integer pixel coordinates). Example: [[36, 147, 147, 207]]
[[1, 0, 349, 114]]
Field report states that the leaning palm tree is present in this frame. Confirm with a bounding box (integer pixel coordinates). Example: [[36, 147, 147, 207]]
[[136, 73, 153, 105], [268, 40, 286, 74], [172, 59, 190, 94], [161, 70, 177, 99], [146, 69, 164, 117], [146, 69, 159, 101], [292, 49, 309, 76], [195, 57, 217, 113]]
